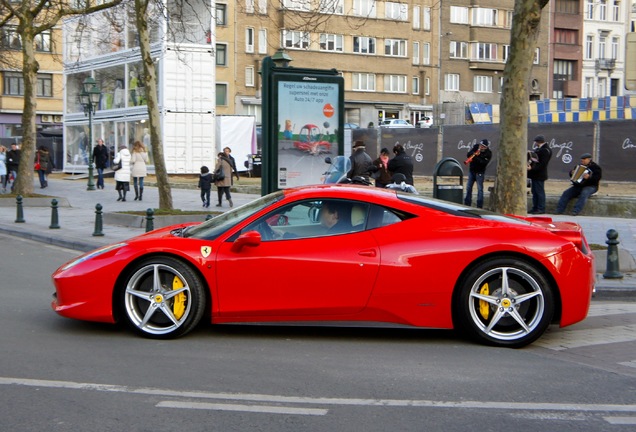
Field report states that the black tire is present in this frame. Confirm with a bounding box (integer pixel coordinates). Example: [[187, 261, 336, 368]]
[[455, 257, 555, 348], [119, 256, 206, 339]]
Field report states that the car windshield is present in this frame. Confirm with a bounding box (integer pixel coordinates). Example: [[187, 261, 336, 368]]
[[184, 191, 284, 240], [398, 194, 531, 225]]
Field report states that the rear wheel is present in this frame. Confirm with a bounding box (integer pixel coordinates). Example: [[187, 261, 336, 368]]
[[120, 256, 206, 339], [456, 258, 554, 348]]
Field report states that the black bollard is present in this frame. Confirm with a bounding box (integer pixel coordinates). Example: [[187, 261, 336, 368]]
[[603, 229, 623, 279], [49, 199, 60, 229], [145, 208, 154, 232], [15, 195, 25, 223], [92, 203, 104, 237]]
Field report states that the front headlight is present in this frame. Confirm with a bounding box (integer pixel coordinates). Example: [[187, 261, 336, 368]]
[[59, 243, 127, 271]]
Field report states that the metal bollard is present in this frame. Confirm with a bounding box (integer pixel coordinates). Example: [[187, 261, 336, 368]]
[[145, 208, 154, 232], [15, 195, 25, 223], [49, 199, 60, 229], [92, 203, 104, 237], [603, 229, 623, 279]]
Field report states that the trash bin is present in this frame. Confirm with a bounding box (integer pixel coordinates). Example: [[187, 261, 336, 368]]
[[433, 157, 464, 204]]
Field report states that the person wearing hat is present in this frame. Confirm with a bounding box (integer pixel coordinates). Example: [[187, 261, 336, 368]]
[[556, 153, 602, 216], [388, 143, 414, 185], [347, 140, 373, 182], [527, 135, 552, 214], [464, 138, 493, 208]]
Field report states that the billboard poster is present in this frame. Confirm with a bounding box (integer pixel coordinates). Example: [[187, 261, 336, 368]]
[[274, 75, 344, 188]]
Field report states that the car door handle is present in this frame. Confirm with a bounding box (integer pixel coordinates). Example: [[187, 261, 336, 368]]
[[358, 249, 377, 257]]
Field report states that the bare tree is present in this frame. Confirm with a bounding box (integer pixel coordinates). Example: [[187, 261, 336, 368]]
[[0, 0, 123, 196], [491, 0, 549, 214]]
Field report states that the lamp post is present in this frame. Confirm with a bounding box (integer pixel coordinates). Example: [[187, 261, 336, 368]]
[[79, 76, 101, 191]]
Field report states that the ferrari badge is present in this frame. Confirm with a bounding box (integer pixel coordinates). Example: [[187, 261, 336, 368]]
[[200, 246, 212, 258]]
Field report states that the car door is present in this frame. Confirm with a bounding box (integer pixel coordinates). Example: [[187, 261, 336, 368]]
[[214, 200, 380, 317]]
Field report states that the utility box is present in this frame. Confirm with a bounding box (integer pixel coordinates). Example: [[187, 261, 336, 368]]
[[433, 158, 464, 204]]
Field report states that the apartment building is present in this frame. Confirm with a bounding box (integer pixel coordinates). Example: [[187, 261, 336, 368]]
[[0, 24, 64, 138]]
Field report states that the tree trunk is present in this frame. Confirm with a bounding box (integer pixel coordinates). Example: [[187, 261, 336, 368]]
[[135, 0, 173, 210], [491, 0, 548, 215]]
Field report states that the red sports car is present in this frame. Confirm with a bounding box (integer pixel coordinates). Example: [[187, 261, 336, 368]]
[[51, 185, 594, 348]]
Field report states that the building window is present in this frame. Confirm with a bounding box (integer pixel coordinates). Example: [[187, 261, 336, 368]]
[[412, 76, 420, 95], [413, 41, 420, 64], [472, 8, 498, 26], [553, 60, 575, 98], [586, 0, 595, 19], [555, 28, 578, 44], [599, 35, 606, 58], [450, 6, 469, 24], [384, 39, 406, 57], [611, 36, 619, 59], [353, 0, 377, 18], [320, 33, 343, 52], [474, 75, 493, 93], [353, 36, 376, 54], [422, 42, 430, 64], [585, 77, 594, 97], [3, 72, 52, 97], [215, 3, 227, 25], [385, 2, 407, 21], [555, 0, 579, 14], [283, 0, 310, 11], [35, 30, 52, 52], [258, 29, 267, 54], [504, 10, 514, 28], [612, 0, 620, 21], [503, 45, 510, 62], [384, 75, 407, 93], [598, 77, 607, 97], [471, 43, 498, 61], [424, 77, 430, 95], [499, 77, 505, 93], [423, 7, 431, 30], [585, 35, 594, 59], [246, 27, 254, 53], [258, 0, 267, 13], [245, 67, 255, 87], [319, 0, 343, 14], [216, 83, 228, 106], [445, 73, 460, 91], [246, 0, 254, 13], [352, 72, 376, 91], [599, 0, 607, 20], [1, 26, 22, 49], [450, 41, 468, 59], [282, 30, 309, 49], [534, 48, 540, 64], [216, 44, 227, 65], [413, 6, 420, 29]]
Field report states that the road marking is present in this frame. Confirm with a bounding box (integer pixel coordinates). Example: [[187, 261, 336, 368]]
[[1, 377, 635, 414], [604, 416, 636, 425], [157, 401, 327, 415], [618, 360, 636, 368], [587, 303, 636, 317], [535, 324, 636, 350]]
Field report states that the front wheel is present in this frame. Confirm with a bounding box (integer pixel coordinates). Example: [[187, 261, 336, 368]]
[[119, 256, 206, 339], [455, 258, 555, 348]]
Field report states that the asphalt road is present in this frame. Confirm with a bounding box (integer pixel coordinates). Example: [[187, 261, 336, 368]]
[[1, 233, 635, 431]]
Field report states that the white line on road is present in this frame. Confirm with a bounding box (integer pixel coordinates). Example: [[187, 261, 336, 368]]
[[604, 416, 636, 425], [157, 401, 328, 415], [1, 376, 636, 414], [534, 324, 636, 350]]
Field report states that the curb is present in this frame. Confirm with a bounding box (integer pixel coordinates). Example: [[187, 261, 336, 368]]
[[0, 225, 101, 253]]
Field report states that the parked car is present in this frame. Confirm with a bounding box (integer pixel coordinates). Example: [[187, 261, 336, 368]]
[[380, 119, 415, 128], [51, 185, 594, 348], [344, 123, 360, 129], [417, 117, 433, 128]]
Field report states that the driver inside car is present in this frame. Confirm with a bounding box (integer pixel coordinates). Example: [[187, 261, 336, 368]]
[[319, 201, 352, 234]]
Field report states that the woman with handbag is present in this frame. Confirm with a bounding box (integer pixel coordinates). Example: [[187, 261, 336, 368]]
[[130, 140, 149, 200], [214, 152, 233, 207], [113, 145, 132, 201], [35, 146, 50, 189]]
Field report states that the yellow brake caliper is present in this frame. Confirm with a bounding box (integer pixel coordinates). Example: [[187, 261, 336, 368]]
[[479, 283, 490, 320], [172, 276, 186, 320]]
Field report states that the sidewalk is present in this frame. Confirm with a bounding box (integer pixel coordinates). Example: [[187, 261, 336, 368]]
[[0, 176, 634, 299]]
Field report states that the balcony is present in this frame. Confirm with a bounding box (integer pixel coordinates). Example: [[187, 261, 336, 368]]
[[596, 59, 616, 70]]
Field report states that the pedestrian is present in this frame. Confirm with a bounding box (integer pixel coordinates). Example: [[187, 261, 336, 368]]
[[113, 144, 131, 202], [527, 135, 552, 214], [223, 147, 240, 184], [388, 143, 414, 185], [385, 173, 418, 194], [35, 146, 50, 189], [6, 142, 20, 192], [130, 140, 149, 201], [556, 153, 602, 216], [371, 147, 392, 188], [347, 140, 373, 182], [93, 138, 109, 189], [214, 152, 233, 207], [0, 145, 7, 193], [463, 138, 492, 208], [198, 165, 213, 208]]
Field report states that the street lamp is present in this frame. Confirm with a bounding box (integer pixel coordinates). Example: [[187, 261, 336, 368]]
[[79, 76, 101, 191], [271, 48, 293, 68]]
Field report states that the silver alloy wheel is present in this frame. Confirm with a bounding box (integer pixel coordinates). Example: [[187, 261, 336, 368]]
[[467, 266, 545, 342], [124, 263, 193, 336]]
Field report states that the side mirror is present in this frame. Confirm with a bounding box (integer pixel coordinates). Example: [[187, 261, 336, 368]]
[[231, 230, 261, 253], [324, 156, 332, 165]]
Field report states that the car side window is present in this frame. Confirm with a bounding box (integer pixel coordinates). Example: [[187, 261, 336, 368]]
[[241, 199, 370, 241], [367, 204, 413, 229]]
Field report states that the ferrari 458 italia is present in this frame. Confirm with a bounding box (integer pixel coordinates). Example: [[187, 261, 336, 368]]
[[52, 185, 594, 348]]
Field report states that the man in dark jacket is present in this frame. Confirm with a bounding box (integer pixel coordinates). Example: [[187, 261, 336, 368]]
[[388, 144, 414, 185], [556, 153, 602, 216], [527, 135, 552, 214], [347, 140, 373, 181], [463, 138, 492, 208], [6, 142, 20, 192], [93, 138, 110, 189]]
